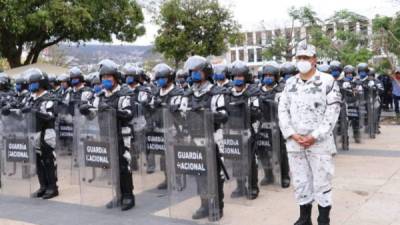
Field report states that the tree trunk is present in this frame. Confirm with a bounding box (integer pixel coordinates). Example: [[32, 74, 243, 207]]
[[7, 55, 22, 68]]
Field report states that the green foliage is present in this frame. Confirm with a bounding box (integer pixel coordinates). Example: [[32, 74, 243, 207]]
[[262, 36, 288, 61], [0, 0, 145, 67], [374, 57, 392, 74], [339, 47, 373, 66], [372, 14, 400, 58], [154, 0, 242, 68]]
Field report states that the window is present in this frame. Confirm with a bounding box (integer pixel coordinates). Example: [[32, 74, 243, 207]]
[[247, 32, 254, 45], [239, 49, 244, 61], [248, 49, 255, 62], [326, 24, 334, 38], [231, 50, 236, 62], [256, 32, 262, 45], [256, 48, 263, 62]]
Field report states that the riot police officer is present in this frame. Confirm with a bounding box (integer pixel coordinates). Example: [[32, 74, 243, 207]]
[[212, 64, 233, 88], [0, 73, 15, 110], [176, 69, 190, 91], [22, 68, 59, 199], [330, 61, 349, 150], [148, 63, 184, 189], [181, 55, 227, 220], [80, 59, 135, 211], [69, 66, 93, 111], [226, 60, 261, 200], [360, 66, 384, 136], [280, 62, 298, 85], [342, 65, 363, 143], [258, 61, 291, 188]]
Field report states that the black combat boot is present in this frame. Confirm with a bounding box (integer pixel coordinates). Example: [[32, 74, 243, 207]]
[[192, 198, 209, 220], [317, 205, 331, 225], [294, 203, 313, 225], [231, 180, 246, 198], [121, 195, 135, 211], [260, 169, 274, 186]]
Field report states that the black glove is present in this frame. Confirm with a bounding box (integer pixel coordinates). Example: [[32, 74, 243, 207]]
[[1, 105, 11, 116], [79, 104, 92, 115], [21, 106, 31, 114], [98, 102, 112, 112], [117, 109, 131, 120], [213, 111, 228, 124], [191, 104, 202, 112], [34, 110, 52, 121], [153, 98, 162, 108]]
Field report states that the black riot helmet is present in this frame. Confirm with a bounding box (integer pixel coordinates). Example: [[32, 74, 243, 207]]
[[329, 60, 342, 72], [98, 59, 120, 82], [176, 69, 189, 80], [357, 62, 370, 79], [368, 68, 376, 79], [24, 68, 49, 92], [153, 63, 175, 80], [153, 63, 175, 88], [343, 65, 356, 76], [122, 63, 141, 84], [231, 60, 252, 83], [136, 67, 150, 83], [357, 62, 369, 73], [15, 74, 28, 92], [0, 72, 10, 91], [280, 62, 297, 80], [184, 55, 213, 83], [212, 64, 231, 81], [262, 61, 280, 80], [69, 66, 84, 83]]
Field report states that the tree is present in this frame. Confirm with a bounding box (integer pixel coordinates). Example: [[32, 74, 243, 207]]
[[372, 14, 400, 59], [154, 0, 242, 68], [263, 6, 321, 61], [0, 0, 145, 68]]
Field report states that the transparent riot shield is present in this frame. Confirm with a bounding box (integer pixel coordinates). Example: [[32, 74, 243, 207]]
[[56, 103, 77, 185], [346, 87, 364, 144], [221, 102, 252, 203], [334, 103, 349, 151], [1, 111, 36, 197], [257, 99, 282, 186], [164, 109, 221, 222], [76, 108, 120, 207], [366, 87, 377, 139], [131, 104, 167, 194]]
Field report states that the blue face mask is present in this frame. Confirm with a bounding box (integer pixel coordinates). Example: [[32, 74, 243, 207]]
[[191, 71, 202, 82], [233, 79, 245, 87], [156, 78, 168, 88], [126, 76, 135, 85], [359, 71, 368, 79], [93, 85, 102, 94], [262, 77, 274, 85], [284, 74, 292, 81], [344, 76, 353, 82], [213, 74, 225, 81], [71, 78, 80, 86], [29, 82, 40, 92], [102, 79, 113, 90], [15, 84, 22, 92], [331, 70, 341, 78]]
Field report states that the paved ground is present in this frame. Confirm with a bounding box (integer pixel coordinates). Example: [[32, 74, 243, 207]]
[[1, 124, 400, 225]]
